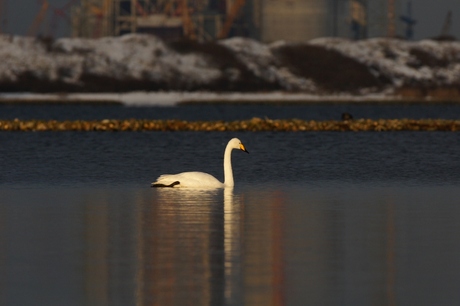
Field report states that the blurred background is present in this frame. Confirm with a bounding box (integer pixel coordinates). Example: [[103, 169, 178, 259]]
[[1, 0, 459, 42]]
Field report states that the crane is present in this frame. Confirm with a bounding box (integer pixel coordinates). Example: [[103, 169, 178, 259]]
[[136, 1, 148, 16], [27, 0, 49, 37], [47, 0, 80, 38], [217, 0, 246, 39], [88, 0, 112, 37], [181, 0, 196, 40]]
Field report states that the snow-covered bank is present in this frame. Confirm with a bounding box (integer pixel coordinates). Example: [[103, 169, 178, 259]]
[[0, 91, 455, 107], [1, 34, 460, 96]]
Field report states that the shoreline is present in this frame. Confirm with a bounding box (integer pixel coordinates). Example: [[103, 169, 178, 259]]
[[1, 118, 459, 132], [1, 92, 460, 106]]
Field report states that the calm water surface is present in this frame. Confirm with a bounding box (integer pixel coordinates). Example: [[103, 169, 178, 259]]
[[1, 102, 460, 121], [0, 103, 460, 305]]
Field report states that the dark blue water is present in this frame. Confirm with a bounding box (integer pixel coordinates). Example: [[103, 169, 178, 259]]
[[0, 103, 460, 306], [1, 102, 460, 121], [1, 131, 459, 186]]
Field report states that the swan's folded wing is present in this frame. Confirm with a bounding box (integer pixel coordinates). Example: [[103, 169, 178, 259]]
[[151, 172, 223, 188], [151, 174, 179, 187]]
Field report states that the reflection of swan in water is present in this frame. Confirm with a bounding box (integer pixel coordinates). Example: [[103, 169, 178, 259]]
[[153, 187, 220, 205], [224, 187, 242, 305], [151, 138, 248, 188], [151, 186, 243, 304]]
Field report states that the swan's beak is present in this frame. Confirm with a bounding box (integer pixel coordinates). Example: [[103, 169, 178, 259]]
[[240, 143, 249, 154]]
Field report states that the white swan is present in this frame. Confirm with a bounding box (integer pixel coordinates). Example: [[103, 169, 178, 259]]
[[151, 138, 249, 188]]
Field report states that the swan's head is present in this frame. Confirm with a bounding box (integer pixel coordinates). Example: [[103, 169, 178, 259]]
[[229, 138, 249, 154]]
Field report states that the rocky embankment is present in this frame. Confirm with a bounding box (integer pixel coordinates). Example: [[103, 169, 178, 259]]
[[1, 118, 459, 132], [0, 34, 460, 98]]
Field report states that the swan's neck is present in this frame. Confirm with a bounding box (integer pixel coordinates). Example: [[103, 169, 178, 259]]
[[223, 143, 234, 187]]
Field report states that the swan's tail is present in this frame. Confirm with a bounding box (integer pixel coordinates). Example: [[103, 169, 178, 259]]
[[151, 175, 181, 187], [151, 180, 180, 188]]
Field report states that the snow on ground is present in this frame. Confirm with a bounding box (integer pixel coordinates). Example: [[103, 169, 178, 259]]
[[310, 37, 460, 87], [0, 91, 415, 106], [0, 34, 224, 88], [0, 34, 460, 95]]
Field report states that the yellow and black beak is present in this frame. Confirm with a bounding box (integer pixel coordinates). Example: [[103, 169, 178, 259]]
[[240, 143, 249, 154]]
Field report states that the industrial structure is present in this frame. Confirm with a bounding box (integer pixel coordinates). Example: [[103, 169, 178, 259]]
[[24, 0, 405, 42]]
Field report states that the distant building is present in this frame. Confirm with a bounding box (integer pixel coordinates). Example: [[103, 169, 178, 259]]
[[71, 0, 403, 42]]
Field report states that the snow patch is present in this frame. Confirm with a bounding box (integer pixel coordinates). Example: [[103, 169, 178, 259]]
[[0, 34, 459, 93]]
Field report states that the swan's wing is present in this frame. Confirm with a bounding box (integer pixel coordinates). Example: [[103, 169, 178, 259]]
[[151, 172, 223, 188]]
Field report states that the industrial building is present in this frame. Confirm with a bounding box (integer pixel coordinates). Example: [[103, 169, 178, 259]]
[[71, 0, 403, 42]]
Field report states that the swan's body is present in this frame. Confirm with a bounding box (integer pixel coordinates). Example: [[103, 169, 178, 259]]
[[151, 138, 248, 188]]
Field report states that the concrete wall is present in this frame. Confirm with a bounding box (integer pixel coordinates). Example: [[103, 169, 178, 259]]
[[260, 0, 332, 42], [258, 0, 403, 43]]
